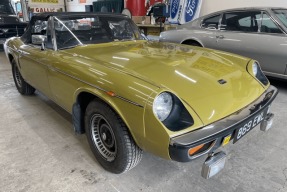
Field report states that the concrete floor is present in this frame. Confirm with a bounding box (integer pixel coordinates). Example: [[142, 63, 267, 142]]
[[0, 50, 287, 192]]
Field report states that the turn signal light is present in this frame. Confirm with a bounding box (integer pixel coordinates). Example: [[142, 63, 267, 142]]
[[106, 91, 116, 97], [188, 144, 204, 156]]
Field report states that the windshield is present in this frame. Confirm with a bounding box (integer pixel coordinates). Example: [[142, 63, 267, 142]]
[[54, 15, 144, 50], [0, 1, 15, 14], [273, 9, 287, 28]]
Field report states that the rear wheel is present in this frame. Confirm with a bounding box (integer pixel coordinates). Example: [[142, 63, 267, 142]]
[[11, 59, 35, 95], [85, 99, 142, 173]]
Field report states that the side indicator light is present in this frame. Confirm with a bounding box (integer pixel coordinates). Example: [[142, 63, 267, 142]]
[[188, 144, 204, 156], [222, 135, 231, 146], [106, 91, 116, 97]]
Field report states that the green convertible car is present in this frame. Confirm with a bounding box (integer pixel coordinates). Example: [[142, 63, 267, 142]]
[[4, 12, 278, 178]]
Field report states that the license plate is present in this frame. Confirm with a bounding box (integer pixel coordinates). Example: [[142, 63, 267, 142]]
[[233, 107, 268, 143]]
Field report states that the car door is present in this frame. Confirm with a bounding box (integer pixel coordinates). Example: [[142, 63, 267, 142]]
[[251, 11, 287, 75], [215, 10, 287, 75], [197, 14, 221, 49], [18, 19, 53, 98], [214, 11, 262, 58], [46, 16, 85, 112]]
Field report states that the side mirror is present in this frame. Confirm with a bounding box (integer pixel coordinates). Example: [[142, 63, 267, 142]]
[[32, 35, 47, 50]]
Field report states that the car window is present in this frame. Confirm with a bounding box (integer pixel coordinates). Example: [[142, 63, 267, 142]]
[[220, 11, 261, 32], [238, 16, 251, 27], [109, 20, 135, 40], [201, 14, 220, 29], [32, 20, 47, 34], [30, 19, 48, 46], [53, 15, 143, 50], [54, 17, 82, 49], [261, 13, 283, 34], [273, 9, 287, 29]]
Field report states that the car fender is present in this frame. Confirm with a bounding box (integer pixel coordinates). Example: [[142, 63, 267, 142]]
[[4, 38, 19, 64], [72, 85, 152, 151]]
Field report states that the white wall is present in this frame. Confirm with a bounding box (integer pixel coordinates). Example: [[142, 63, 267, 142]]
[[200, 0, 287, 16]]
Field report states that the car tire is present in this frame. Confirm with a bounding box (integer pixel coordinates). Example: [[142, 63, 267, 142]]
[[12, 59, 35, 95], [85, 99, 143, 173]]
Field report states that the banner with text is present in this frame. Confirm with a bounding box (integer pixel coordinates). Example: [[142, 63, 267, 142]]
[[31, 7, 62, 12], [31, 0, 59, 3]]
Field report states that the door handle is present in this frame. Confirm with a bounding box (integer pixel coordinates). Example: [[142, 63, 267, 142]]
[[216, 35, 225, 39]]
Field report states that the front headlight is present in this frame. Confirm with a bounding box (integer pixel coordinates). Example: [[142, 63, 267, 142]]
[[153, 92, 173, 121], [252, 62, 258, 76], [250, 61, 269, 86], [152, 92, 194, 131]]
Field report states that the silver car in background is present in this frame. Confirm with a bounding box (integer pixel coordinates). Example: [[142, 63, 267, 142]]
[[160, 8, 287, 79]]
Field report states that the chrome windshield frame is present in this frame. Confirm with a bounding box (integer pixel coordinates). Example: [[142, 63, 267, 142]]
[[49, 15, 144, 51], [52, 16, 83, 51]]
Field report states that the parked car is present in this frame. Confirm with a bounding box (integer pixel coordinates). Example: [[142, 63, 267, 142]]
[[0, 0, 27, 45], [160, 7, 287, 80], [4, 12, 278, 178]]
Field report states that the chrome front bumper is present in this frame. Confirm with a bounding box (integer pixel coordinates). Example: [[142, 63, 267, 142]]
[[169, 85, 278, 162]]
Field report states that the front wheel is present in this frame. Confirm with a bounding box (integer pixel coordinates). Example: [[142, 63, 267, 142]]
[[11, 59, 35, 95], [85, 99, 143, 173]]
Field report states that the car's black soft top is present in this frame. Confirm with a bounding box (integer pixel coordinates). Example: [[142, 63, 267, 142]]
[[31, 12, 128, 20]]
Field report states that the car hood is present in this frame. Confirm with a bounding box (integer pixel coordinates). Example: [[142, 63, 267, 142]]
[[65, 41, 266, 125]]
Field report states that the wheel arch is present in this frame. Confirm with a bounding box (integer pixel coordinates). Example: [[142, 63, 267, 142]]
[[72, 89, 142, 147], [72, 90, 113, 134], [7, 53, 15, 65], [180, 38, 204, 47]]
